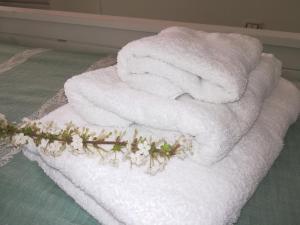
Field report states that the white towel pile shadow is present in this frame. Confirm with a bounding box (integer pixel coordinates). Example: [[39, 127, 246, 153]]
[[23, 27, 300, 225]]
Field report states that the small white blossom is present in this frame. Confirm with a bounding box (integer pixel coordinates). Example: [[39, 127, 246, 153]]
[[47, 141, 62, 156], [12, 133, 29, 145], [130, 152, 147, 166], [35, 122, 46, 133], [128, 140, 151, 166], [44, 122, 60, 135], [71, 134, 83, 150], [137, 141, 151, 157], [49, 127, 60, 135], [40, 138, 49, 148]]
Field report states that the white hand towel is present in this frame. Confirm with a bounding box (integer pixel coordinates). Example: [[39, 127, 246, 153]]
[[118, 26, 263, 103], [23, 78, 300, 225], [65, 54, 281, 164]]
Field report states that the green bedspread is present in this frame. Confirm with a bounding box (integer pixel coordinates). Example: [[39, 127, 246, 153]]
[[0, 42, 299, 225], [0, 42, 29, 63]]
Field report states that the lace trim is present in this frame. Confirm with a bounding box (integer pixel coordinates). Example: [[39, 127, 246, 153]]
[[86, 55, 117, 72], [29, 88, 67, 120], [0, 48, 49, 75], [0, 55, 117, 167], [0, 142, 21, 167]]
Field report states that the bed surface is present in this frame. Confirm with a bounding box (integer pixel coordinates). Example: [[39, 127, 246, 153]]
[[0, 42, 299, 225]]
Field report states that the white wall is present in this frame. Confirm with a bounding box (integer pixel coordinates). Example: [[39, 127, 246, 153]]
[[50, 0, 300, 33], [50, 0, 101, 14]]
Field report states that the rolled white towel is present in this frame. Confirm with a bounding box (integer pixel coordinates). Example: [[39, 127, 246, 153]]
[[118, 26, 263, 103], [24, 77, 300, 225], [65, 54, 281, 164]]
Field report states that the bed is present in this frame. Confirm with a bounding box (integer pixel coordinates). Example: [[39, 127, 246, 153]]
[[0, 6, 300, 225]]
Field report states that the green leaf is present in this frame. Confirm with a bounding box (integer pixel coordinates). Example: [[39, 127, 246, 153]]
[[112, 143, 122, 152], [161, 143, 172, 155]]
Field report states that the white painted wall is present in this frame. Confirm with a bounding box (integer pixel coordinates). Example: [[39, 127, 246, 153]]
[[1, 6, 300, 81], [50, 0, 101, 14], [49, 0, 300, 33]]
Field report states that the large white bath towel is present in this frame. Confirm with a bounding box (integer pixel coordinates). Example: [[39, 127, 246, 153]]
[[24, 78, 300, 225], [118, 26, 263, 103], [65, 54, 281, 164]]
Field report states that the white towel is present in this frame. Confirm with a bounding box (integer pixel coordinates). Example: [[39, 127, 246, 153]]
[[65, 54, 281, 164], [117, 26, 263, 103], [23, 78, 300, 225]]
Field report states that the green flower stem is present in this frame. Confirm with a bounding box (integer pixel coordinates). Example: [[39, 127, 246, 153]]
[[1, 114, 191, 175], [1, 124, 128, 146], [85, 140, 127, 146]]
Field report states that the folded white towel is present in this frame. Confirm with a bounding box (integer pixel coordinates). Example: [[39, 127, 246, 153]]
[[65, 54, 281, 164], [118, 26, 263, 103], [23, 78, 300, 225]]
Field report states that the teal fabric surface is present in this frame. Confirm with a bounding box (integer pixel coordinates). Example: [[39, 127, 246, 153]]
[[0, 43, 104, 224], [0, 42, 299, 225], [236, 119, 300, 225], [0, 153, 99, 225], [0, 42, 28, 63], [0, 48, 105, 121]]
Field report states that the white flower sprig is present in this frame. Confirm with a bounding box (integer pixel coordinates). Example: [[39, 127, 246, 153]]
[[0, 114, 192, 175]]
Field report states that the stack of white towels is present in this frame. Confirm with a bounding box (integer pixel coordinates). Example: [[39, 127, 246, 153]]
[[24, 27, 300, 225]]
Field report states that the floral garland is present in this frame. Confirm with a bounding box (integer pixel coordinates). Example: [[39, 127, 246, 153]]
[[0, 113, 192, 174]]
